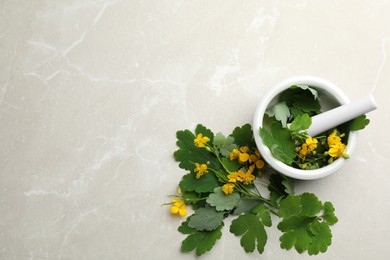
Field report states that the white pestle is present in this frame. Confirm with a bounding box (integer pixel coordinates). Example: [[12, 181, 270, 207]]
[[306, 94, 377, 137]]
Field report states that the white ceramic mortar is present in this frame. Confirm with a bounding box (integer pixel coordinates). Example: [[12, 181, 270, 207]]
[[253, 76, 359, 180]]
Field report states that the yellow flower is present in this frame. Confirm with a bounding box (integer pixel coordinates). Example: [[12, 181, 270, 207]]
[[255, 159, 265, 169], [328, 142, 347, 158], [194, 163, 208, 179], [239, 146, 250, 153], [170, 198, 187, 216], [194, 133, 210, 148], [298, 143, 309, 158], [252, 150, 265, 169], [249, 154, 258, 163], [238, 170, 256, 185], [228, 172, 242, 183], [229, 149, 240, 161], [247, 164, 255, 174], [327, 131, 342, 147], [305, 137, 318, 151], [239, 153, 250, 164], [222, 183, 235, 195]]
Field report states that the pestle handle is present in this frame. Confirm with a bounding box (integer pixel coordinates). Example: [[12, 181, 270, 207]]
[[307, 95, 377, 137]]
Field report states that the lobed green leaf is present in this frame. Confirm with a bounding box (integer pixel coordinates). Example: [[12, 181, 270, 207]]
[[259, 122, 296, 165], [268, 173, 292, 206], [174, 129, 219, 171], [213, 132, 237, 157], [278, 216, 313, 253], [179, 171, 219, 193], [278, 195, 301, 218], [291, 85, 319, 100], [322, 202, 338, 225], [230, 124, 256, 148], [348, 114, 370, 131], [195, 124, 215, 143], [230, 214, 268, 254], [206, 187, 241, 211], [290, 113, 312, 132], [300, 193, 322, 217], [233, 199, 262, 215], [265, 102, 291, 128], [292, 90, 321, 114], [277, 193, 337, 255], [251, 203, 272, 227], [179, 219, 224, 256], [308, 220, 332, 255], [188, 207, 225, 231]]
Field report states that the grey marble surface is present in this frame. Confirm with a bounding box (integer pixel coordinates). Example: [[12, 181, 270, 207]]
[[1, 0, 389, 259]]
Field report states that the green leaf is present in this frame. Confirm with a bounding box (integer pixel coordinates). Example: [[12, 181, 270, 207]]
[[278, 195, 301, 218], [259, 122, 296, 165], [233, 199, 262, 215], [179, 171, 219, 193], [290, 113, 312, 132], [277, 193, 337, 255], [292, 90, 321, 114], [230, 124, 256, 148], [265, 102, 291, 128], [181, 191, 201, 204], [268, 174, 288, 206], [348, 115, 370, 131], [269, 122, 296, 161], [212, 132, 226, 147], [230, 214, 268, 254], [308, 220, 332, 255], [278, 216, 313, 253], [281, 176, 294, 195], [322, 202, 338, 225], [182, 191, 208, 209], [279, 193, 322, 218], [300, 193, 322, 217], [251, 204, 272, 227], [206, 187, 241, 211], [291, 85, 319, 100], [174, 129, 220, 172], [178, 219, 223, 256], [290, 107, 305, 120], [188, 207, 225, 231], [221, 158, 240, 172], [213, 132, 237, 157], [178, 219, 194, 234]]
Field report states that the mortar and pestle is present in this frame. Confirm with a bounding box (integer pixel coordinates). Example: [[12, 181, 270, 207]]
[[253, 76, 377, 180]]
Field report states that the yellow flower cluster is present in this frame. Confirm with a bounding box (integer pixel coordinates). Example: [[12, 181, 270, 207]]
[[194, 163, 208, 179], [229, 147, 265, 169], [222, 168, 257, 195], [221, 147, 265, 195], [327, 131, 348, 158], [297, 137, 318, 159], [222, 169, 256, 195], [228, 169, 256, 185], [170, 198, 187, 216]]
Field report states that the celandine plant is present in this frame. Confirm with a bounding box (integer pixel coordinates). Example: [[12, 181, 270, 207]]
[[165, 124, 339, 256]]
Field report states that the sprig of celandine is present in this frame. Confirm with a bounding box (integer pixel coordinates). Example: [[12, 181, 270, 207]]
[[165, 124, 340, 256]]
